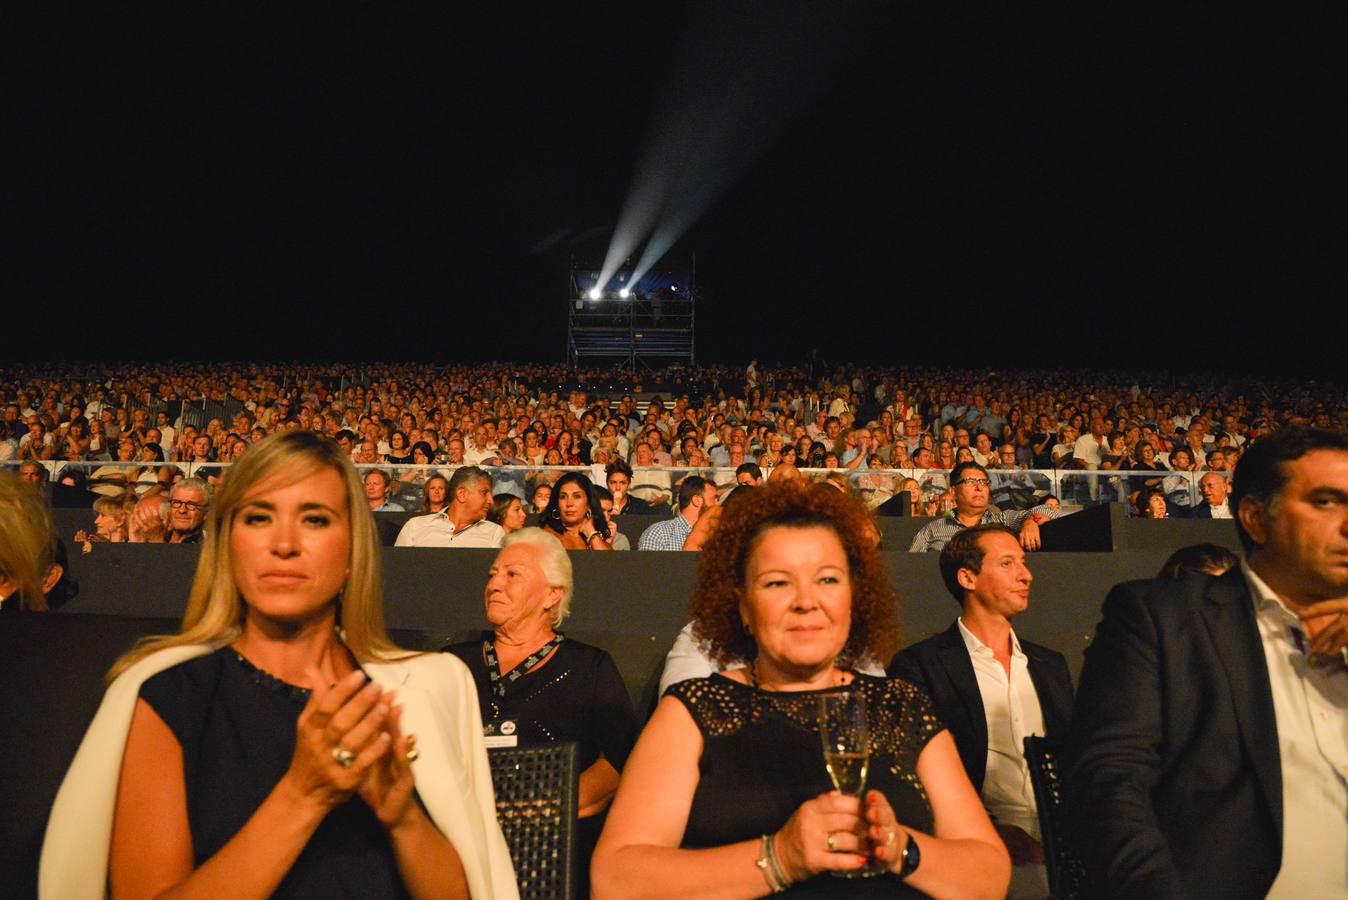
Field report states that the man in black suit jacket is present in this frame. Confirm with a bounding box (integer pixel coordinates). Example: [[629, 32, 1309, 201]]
[[1065, 428, 1348, 898], [889, 523, 1074, 896], [1186, 470, 1234, 519]]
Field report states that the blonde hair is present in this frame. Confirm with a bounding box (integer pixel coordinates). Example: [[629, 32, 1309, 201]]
[[501, 528, 574, 627], [109, 431, 401, 681], [0, 471, 58, 612]]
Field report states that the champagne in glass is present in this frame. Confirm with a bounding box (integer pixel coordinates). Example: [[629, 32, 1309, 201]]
[[818, 691, 880, 878], [824, 747, 869, 796]]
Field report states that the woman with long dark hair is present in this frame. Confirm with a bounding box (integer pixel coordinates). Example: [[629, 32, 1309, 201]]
[[539, 471, 612, 550]]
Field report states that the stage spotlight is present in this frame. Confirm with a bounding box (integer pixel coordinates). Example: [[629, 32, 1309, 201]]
[[619, 288, 631, 298], [588, 288, 602, 300]]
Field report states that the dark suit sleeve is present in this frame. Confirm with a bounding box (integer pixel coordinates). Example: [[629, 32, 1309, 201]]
[[886, 647, 927, 686], [1063, 583, 1189, 899]]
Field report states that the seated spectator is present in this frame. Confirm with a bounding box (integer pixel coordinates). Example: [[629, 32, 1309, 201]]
[[539, 472, 612, 550], [0, 470, 65, 612], [419, 473, 451, 515], [129, 491, 172, 542], [362, 469, 406, 512], [1156, 542, 1240, 579], [637, 475, 720, 551], [395, 465, 503, 548], [735, 462, 764, 487], [603, 463, 649, 520], [1140, 488, 1171, 519], [526, 478, 552, 515], [444, 528, 636, 894], [909, 462, 1058, 552], [627, 442, 672, 508], [74, 495, 130, 543], [18, 417, 56, 461], [486, 492, 527, 535], [1189, 471, 1233, 519], [168, 478, 211, 543], [0, 421, 24, 462], [875, 477, 921, 516], [591, 486, 631, 550], [385, 430, 413, 465]]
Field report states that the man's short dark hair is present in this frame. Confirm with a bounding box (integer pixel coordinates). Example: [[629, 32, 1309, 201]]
[[593, 485, 613, 503], [938, 524, 1019, 603], [949, 461, 989, 488], [1231, 427, 1348, 552], [677, 475, 711, 511], [735, 462, 763, 482], [606, 459, 633, 481], [447, 465, 490, 496]]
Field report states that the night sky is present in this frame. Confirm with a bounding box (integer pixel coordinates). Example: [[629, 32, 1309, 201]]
[[10, 4, 1345, 375]]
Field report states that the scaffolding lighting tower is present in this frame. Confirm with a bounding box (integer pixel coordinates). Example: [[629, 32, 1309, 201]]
[[566, 256, 696, 371]]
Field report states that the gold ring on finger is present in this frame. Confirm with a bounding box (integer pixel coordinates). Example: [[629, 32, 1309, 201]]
[[332, 746, 357, 768], [826, 832, 838, 852]]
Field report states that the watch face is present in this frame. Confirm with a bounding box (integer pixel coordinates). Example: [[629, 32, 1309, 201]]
[[500, 720, 516, 736]]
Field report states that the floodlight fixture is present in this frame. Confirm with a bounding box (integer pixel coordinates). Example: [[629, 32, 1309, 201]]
[[588, 288, 602, 300], [619, 288, 631, 298]]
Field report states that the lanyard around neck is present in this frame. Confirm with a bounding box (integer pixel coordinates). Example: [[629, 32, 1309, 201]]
[[484, 633, 565, 698]]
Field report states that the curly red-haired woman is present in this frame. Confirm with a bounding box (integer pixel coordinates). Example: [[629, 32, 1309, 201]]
[[593, 479, 1009, 898]]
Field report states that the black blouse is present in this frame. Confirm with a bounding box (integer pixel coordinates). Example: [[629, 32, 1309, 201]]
[[667, 673, 943, 898], [139, 648, 412, 899], [445, 634, 636, 771]]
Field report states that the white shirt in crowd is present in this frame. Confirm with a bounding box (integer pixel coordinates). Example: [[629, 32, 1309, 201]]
[[394, 512, 504, 548], [958, 619, 1051, 900], [1245, 564, 1348, 900]]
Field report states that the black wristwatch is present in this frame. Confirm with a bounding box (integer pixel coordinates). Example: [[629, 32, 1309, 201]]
[[896, 833, 920, 879]]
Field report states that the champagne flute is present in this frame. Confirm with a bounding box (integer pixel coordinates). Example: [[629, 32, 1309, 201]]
[[817, 691, 881, 877]]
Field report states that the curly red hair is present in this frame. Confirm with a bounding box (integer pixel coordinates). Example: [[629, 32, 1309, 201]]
[[689, 480, 899, 668]]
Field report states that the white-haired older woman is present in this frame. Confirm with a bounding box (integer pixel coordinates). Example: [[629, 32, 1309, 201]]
[[446, 528, 637, 892], [41, 430, 516, 899]]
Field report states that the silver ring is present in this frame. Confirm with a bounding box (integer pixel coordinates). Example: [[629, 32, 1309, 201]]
[[826, 832, 838, 852], [332, 746, 356, 768]]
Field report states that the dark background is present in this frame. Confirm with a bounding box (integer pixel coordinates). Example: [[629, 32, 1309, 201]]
[[9, 4, 1346, 374]]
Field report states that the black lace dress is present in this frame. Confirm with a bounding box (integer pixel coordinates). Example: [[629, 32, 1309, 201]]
[[139, 648, 413, 898], [667, 673, 943, 898]]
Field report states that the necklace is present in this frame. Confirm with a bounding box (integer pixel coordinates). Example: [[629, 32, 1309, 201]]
[[747, 659, 848, 692], [483, 633, 565, 700]]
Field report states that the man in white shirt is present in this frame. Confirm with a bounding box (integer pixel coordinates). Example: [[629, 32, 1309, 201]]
[[1072, 415, 1107, 501], [395, 466, 504, 548], [1066, 427, 1348, 898], [890, 524, 1074, 899], [1188, 470, 1233, 518]]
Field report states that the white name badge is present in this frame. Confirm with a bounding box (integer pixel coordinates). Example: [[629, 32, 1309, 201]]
[[484, 734, 519, 749]]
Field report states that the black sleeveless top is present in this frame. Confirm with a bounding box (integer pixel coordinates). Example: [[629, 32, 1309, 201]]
[[139, 647, 411, 899], [667, 673, 943, 898]]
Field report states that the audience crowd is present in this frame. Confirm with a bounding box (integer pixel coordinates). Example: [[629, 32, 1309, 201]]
[[7, 360, 1346, 896], [4, 360, 1344, 526]]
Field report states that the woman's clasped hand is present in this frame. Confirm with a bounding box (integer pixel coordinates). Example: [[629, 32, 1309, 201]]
[[773, 789, 914, 880], [288, 668, 416, 828]]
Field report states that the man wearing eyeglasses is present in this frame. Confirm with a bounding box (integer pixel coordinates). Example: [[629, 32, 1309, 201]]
[[167, 478, 210, 544], [908, 461, 1059, 553]]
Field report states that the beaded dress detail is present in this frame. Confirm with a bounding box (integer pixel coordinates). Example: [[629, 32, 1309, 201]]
[[668, 672, 943, 897]]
